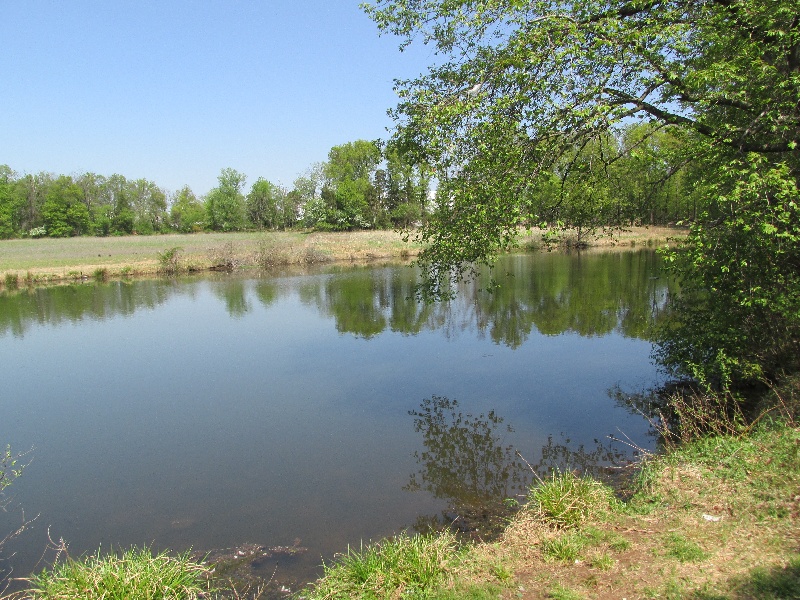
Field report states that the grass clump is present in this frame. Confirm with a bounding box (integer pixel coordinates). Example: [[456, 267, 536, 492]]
[[4, 272, 19, 290], [589, 553, 615, 571], [303, 531, 459, 600], [548, 582, 585, 599], [662, 533, 708, 563], [528, 471, 617, 528], [20, 547, 210, 600], [540, 532, 588, 563]]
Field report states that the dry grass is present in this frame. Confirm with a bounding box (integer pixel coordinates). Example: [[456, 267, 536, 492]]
[[454, 417, 800, 600], [0, 226, 685, 289], [0, 230, 421, 285]]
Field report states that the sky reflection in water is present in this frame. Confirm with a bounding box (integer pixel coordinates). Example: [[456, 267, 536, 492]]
[[0, 250, 672, 585]]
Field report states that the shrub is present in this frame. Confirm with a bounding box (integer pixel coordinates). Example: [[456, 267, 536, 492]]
[[157, 247, 183, 275], [3, 273, 19, 290]]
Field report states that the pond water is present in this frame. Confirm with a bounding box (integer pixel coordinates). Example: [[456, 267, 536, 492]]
[[0, 250, 673, 589]]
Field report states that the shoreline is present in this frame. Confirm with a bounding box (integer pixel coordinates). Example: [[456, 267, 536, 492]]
[[0, 226, 685, 290]]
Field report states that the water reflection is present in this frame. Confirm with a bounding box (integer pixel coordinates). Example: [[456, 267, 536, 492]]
[[405, 396, 527, 536], [0, 250, 669, 590], [211, 279, 250, 318], [405, 395, 644, 538], [0, 251, 674, 344]]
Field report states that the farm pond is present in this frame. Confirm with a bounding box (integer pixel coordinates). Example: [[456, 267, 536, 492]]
[[0, 249, 673, 590]]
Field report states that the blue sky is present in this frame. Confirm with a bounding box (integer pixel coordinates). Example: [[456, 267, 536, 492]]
[[1, 1, 434, 195]]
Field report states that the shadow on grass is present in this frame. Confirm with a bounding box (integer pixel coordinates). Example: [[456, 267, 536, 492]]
[[696, 555, 800, 599]]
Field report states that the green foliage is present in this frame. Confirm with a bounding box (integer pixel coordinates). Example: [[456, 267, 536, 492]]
[[657, 158, 800, 390], [24, 547, 210, 600], [528, 472, 617, 528], [205, 168, 247, 232], [42, 176, 90, 237], [169, 186, 205, 233], [322, 140, 382, 230], [0, 445, 24, 495], [304, 531, 459, 600], [0, 165, 23, 239], [247, 177, 284, 229], [157, 247, 183, 275], [363, 0, 800, 391], [662, 533, 708, 563]]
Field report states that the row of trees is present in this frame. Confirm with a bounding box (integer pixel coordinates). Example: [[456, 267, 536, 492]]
[[3, 123, 710, 240], [0, 140, 431, 239]]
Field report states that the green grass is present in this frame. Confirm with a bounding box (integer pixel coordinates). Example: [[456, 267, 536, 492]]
[[303, 531, 460, 600], [22, 547, 210, 600], [589, 553, 615, 571], [540, 532, 588, 563], [548, 582, 586, 599], [662, 533, 708, 562], [426, 583, 502, 599], [528, 471, 617, 528], [744, 554, 800, 599]]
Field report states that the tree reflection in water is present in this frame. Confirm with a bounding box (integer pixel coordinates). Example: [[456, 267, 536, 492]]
[[405, 396, 527, 538], [406, 396, 643, 538]]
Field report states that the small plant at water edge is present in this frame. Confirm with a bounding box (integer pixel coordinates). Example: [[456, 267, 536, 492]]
[[157, 247, 183, 275], [20, 546, 211, 600], [303, 530, 459, 600], [528, 471, 617, 528], [4, 273, 19, 290]]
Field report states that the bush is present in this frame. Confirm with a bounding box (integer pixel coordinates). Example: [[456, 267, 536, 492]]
[[157, 247, 182, 275]]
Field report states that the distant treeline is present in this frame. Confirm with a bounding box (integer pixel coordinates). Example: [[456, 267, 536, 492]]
[[0, 125, 703, 239]]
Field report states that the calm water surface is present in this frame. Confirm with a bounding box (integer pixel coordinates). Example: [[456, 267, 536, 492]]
[[0, 250, 672, 586]]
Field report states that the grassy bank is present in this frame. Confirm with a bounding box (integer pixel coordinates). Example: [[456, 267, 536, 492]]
[[0, 226, 683, 289]]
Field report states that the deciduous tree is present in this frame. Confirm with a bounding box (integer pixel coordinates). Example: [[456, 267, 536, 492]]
[[206, 168, 247, 232], [364, 0, 800, 389]]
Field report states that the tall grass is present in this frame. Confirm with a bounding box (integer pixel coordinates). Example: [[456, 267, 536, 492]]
[[304, 531, 460, 600], [20, 547, 210, 600], [527, 471, 617, 528]]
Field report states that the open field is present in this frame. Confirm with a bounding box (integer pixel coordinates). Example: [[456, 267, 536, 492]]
[[0, 226, 685, 288]]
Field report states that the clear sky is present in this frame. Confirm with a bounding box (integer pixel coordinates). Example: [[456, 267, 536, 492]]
[[1, 1, 434, 196]]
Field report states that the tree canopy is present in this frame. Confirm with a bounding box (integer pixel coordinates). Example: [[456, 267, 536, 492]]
[[364, 0, 800, 389]]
